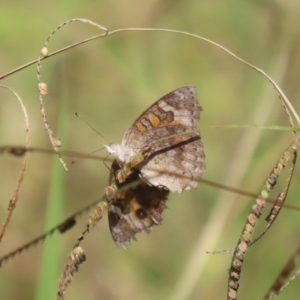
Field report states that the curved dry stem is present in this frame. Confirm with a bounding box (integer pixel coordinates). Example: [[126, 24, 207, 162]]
[[2, 22, 298, 144], [1, 151, 300, 269], [209, 124, 300, 132], [0, 86, 31, 243], [113, 27, 300, 127], [227, 136, 299, 300], [264, 246, 300, 299], [36, 19, 108, 170], [170, 44, 293, 300], [0, 195, 100, 267], [0, 160, 300, 266], [0, 145, 108, 162], [56, 247, 86, 300], [250, 140, 298, 246], [55, 197, 109, 300], [1, 21, 297, 128], [1, 19, 298, 300]]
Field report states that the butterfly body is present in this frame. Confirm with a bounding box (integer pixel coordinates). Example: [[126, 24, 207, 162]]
[[105, 86, 206, 248]]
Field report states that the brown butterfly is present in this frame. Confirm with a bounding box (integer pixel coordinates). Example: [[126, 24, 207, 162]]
[[105, 86, 206, 248]]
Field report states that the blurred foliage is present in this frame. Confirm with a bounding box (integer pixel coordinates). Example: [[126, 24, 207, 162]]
[[1, 1, 300, 300]]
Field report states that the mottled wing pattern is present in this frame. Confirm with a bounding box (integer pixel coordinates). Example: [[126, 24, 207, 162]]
[[108, 160, 169, 249], [122, 86, 200, 150], [141, 133, 204, 192], [106, 86, 206, 248], [122, 86, 205, 192]]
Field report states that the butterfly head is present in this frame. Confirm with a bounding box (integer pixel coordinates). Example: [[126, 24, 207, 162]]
[[104, 143, 136, 165]]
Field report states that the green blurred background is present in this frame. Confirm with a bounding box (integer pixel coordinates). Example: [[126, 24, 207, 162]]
[[1, 1, 300, 300]]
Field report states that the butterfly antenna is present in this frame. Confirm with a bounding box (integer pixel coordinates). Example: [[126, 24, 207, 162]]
[[70, 147, 105, 165], [75, 112, 108, 143]]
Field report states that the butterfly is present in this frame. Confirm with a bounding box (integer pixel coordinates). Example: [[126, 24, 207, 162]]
[[104, 86, 206, 248]]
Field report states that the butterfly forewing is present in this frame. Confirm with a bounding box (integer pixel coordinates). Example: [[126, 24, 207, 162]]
[[122, 86, 201, 149]]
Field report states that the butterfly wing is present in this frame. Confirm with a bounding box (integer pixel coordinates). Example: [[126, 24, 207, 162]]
[[122, 86, 200, 150], [122, 86, 206, 192], [106, 87, 206, 247], [108, 160, 169, 249]]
